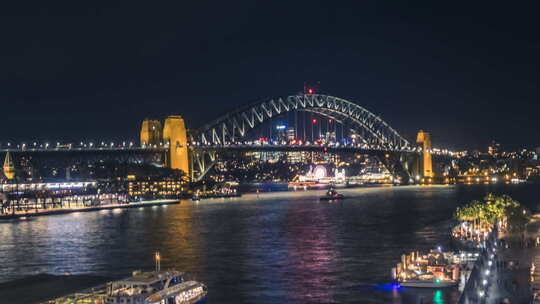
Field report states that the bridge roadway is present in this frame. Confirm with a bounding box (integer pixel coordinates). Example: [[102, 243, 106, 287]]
[[189, 143, 454, 157], [0, 143, 453, 183], [0, 143, 453, 157], [191, 144, 416, 154], [0, 146, 168, 154]]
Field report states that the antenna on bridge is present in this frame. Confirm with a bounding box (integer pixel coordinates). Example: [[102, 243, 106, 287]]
[[303, 81, 321, 94]]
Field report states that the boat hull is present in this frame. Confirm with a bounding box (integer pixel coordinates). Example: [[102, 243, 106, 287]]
[[320, 195, 345, 201], [399, 280, 457, 288]]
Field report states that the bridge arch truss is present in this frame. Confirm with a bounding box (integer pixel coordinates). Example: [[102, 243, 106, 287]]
[[194, 94, 409, 149]]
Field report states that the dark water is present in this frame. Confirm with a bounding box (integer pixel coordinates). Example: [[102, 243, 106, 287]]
[[1, 184, 539, 303]]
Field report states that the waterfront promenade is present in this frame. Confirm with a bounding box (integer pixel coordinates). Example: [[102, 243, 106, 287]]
[[462, 226, 540, 304], [0, 199, 179, 220], [482, 215, 540, 303]]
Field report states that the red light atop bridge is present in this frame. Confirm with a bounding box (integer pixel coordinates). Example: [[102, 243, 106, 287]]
[[307, 88, 314, 94]]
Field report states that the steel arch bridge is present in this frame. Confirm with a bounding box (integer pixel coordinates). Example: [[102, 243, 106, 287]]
[[189, 94, 416, 181], [194, 94, 409, 148]]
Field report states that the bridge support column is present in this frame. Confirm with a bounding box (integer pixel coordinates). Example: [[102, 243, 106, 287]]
[[163, 115, 190, 175], [416, 130, 433, 178], [140, 119, 162, 146]]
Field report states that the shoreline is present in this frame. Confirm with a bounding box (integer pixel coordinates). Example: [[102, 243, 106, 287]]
[[0, 199, 180, 220]]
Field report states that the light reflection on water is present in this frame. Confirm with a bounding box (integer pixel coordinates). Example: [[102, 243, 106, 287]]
[[0, 184, 538, 303]]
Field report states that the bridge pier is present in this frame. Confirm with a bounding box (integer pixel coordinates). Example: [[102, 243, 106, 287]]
[[163, 116, 190, 174], [416, 130, 433, 178], [140, 116, 190, 176]]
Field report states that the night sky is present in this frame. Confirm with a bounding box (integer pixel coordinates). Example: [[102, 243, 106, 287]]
[[1, 2, 539, 151]]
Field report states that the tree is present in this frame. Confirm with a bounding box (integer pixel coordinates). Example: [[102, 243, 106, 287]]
[[454, 193, 529, 232]]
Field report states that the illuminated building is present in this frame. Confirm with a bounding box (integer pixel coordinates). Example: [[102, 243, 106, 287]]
[[286, 127, 296, 141], [3, 151, 15, 180], [416, 130, 433, 178], [127, 176, 188, 199], [275, 124, 287, 141], [287, 151, 308, 163], [163, 115, 190, 174], [140, 119, 163, 146], [488, 141, 501, 156], [0, 181, 128, 215]]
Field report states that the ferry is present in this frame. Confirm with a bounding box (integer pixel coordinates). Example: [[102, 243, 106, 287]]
[[105, 270, 207, 304]]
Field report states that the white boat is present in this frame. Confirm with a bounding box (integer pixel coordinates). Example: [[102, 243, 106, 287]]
[[399, 278, 457, 288], [105, 270, 207, 304]]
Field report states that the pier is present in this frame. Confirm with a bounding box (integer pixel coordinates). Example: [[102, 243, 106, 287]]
[[0, 199, 179, 220]]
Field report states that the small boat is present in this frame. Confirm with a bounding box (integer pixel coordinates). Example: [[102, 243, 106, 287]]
[[320, 187, 344, 200]]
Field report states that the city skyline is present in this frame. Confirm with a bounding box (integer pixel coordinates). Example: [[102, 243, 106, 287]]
[[1, 2, 539, 150]]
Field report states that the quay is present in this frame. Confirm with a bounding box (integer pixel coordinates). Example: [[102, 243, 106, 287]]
[[456, 216, 540, 303], [0, 199, 179, 220]]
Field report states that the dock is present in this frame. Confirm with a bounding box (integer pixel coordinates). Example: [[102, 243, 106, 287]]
[[0, 199, 179, 220]]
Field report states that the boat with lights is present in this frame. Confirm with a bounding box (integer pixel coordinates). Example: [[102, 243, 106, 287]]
[[320, 187, 344, 201], [105, 253, 207, 304], [399, 277, 457, 288], [104, 270, 207, 304], [392, 249, 475, 288]]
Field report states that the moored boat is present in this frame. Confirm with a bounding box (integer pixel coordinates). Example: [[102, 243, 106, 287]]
[[399, 278, 457, 288], [392, 249, 463, 288]]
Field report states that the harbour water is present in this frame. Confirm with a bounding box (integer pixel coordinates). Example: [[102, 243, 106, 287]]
[[1, 184, 538, 303]]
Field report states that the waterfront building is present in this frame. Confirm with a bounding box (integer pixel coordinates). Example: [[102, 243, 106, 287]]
[[127, 175, 189, 200], [286, 151, 308, 163], [0, 180, 128, 215]]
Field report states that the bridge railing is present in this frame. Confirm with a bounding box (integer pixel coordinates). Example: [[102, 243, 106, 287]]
[[188, 141, 456, 156], [0, 141, 168, 152]]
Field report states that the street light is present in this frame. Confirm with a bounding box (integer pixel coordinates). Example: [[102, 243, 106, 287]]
[[312, 118, 317, 142]]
